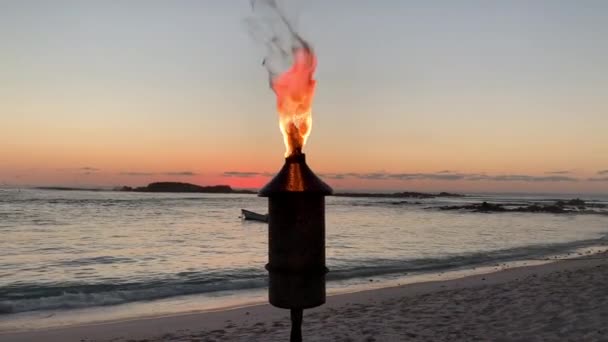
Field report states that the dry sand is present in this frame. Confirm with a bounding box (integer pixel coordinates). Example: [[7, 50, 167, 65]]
[[2, 255, 607, 342]]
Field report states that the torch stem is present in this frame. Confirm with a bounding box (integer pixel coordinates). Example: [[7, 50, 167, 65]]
[[290, 308, 303, 342]]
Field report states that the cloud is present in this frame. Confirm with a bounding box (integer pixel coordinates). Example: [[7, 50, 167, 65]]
[[311, 171, 579, 182], [588, 177, 608, 182], [359, 172, 391, 180], [223, 171, 273, 178], [55, 167, 101, 175], [74, 167, 101, 176], [320, 172, 364, 180], [119, 171, 198, 177], [487, 175, 577, 182], [545, 170, 571, 175], [222, 170, 588, 183], [162, 171, 198, 176], [392, 172, 475, 181], [598, 170, 608, 175], [319, 173, 345, 180], [321, 172, 473, 182], [119, 172, 156, 176]]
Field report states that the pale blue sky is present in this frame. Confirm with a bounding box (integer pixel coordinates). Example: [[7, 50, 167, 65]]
[[1, 1, 607, 192]]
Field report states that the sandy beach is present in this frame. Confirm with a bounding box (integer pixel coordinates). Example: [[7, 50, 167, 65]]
[[2, 253, 607, 342]]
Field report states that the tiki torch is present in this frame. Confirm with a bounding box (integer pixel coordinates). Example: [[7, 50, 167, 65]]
[[259, 151, 332, 341], [257, 43, 332, 341], [250, 6, 330, 337]]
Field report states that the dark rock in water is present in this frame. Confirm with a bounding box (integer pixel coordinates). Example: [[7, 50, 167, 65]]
[[555, 198, 586, 208], [566, 198, 586, 206], [477, 201, 506, 212], [513, 204, 566, 214], [334, 191, 464, 199], [435, 200, 591, 214], [139, 182, 232, 193], [437, 201, 506, 213], [387, 200, 423, 205], [123, 182, 255, 194], [437, 192, 465, 197]]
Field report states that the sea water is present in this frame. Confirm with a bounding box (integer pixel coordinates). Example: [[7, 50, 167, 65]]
[[1, 189, 607, 330]]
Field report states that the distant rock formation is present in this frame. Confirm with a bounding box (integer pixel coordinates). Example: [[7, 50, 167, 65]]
[[436, 199, 606, 215], [437, 192, 464, 197], [121, 182, 255, 194], [334, 191, 464, 199]]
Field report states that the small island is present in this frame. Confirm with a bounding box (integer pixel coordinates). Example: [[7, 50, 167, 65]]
[[120, 182, 256, 194]]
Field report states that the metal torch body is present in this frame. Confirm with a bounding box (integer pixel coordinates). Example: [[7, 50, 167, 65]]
[[266, 193, 327, 309], [259, 153, 332, 340]]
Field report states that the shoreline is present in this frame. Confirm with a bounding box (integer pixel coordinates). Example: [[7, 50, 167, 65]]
[[2, 252, 607, 341], [1, 244, 604, 333]]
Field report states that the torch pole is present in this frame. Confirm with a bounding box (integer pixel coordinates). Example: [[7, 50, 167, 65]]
[[290, 308, 303, 342]]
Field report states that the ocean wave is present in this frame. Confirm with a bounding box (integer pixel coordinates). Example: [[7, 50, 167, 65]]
[[0, 277, 267, 314], [60, 256, 137, 267], [330, 235, 607, 281], [1, 236, 606, 315]]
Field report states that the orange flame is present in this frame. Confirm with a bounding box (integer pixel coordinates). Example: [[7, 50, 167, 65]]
[[270, 47, 316, 157]]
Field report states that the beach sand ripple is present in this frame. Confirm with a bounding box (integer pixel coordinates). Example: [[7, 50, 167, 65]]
[[106, 261, 608, 341], [3, 257, 607, 342]]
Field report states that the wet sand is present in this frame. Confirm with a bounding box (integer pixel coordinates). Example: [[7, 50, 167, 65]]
[[2, 254, 607, 342]]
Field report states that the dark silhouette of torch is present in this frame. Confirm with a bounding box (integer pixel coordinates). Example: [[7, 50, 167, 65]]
[[259, 151, 332, 342], [249, 2, 328, 339]]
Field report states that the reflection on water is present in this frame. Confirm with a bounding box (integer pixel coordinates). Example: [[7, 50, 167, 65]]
[[0, 189, 607, 329]]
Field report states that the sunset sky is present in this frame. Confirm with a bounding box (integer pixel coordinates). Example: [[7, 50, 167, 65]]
[[2, 1, 607, 193]]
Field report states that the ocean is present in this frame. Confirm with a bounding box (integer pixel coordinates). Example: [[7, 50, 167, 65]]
[[1, 188, 607, 330]]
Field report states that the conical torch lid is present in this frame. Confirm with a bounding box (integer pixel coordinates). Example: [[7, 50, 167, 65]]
[[259, 153, 333, 196]]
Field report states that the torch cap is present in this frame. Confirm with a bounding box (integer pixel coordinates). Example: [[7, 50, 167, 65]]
[[259, 153, 333, 196]]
